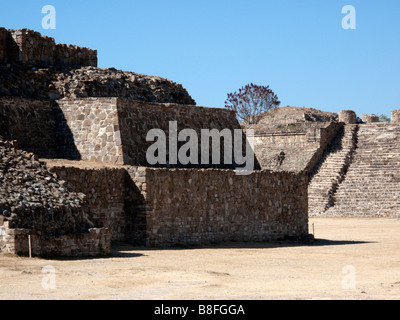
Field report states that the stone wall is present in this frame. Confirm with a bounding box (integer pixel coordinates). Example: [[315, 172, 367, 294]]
[[362, 114, 380, 123], [248, 107, 341, 173], [0, 97, 99, 159], [116, 98, 247, 168], [252, 106, 338, 126], [0, 27, 314, 253], [144, 168, 309, 247], [304, 122, 344, 173], [40, 162, 309, 248], [253, 131, 318, 172], [44, 162, 149, 245], [56, 97, 250, 168], [0, 222, 111, 257], [0, 137, 112, 257], [124, 167, 148, 245], [253, 122, 342, 173], [0, 136, 98, 237], [0, 97, 58, 158], [56, 98, 123, 163], [391, 109, 400, 124], [0, 28, 195, 104], [0, 28, 8, 62], [5, 28, 97, 68], [47, 163, 127, 242]]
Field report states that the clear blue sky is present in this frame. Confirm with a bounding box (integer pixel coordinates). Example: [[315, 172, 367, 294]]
[[1, 0, 399, 117]]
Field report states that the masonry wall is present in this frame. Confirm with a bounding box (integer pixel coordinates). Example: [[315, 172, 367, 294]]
[[144, 168, 309, 247], [0, 28, 8, 62], [4, 28, 97, 67], [56, 98, 124, 163], [116, 98, 248, 168], [0, 97, 58, 158], [392, 110, 400, 124], [48, 164, 127, 242], [44, 163, 309, 247], [124, 167, 148, 245], [304, 122, 344, 173], [253, 122, 341, 173], [362, 114, 380, 123], [56, 97, 251, 168], [0, 97, 254, 168], [0, 222, 111, 257], [253, 132, 319, 172], [47, 163, 149, 244]]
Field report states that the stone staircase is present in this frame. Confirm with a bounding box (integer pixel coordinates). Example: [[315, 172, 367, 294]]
[[324, 124, 400, 217], [308, 125, 359, 216]]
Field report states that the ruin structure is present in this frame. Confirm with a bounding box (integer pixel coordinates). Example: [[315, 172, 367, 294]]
[[250, 107, 400, 218], [0, 29, 309, 256], [2, 28, 397, 257]]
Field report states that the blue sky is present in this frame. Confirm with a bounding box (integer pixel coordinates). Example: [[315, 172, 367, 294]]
[[1, 0, 399, 117]]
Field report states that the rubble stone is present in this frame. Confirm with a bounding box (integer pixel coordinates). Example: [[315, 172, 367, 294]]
[[0, 136, 95, 236], [0, 65, 195, 105]]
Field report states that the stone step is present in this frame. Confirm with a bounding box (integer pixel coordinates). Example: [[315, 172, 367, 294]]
[[308, 124, 359, 215], [323, 125, 400, 216]]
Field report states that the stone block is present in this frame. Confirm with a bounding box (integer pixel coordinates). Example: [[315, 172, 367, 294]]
[[362, 114, 380, 123], [391, 109, 400, 124], [339, 110, 357, 124]]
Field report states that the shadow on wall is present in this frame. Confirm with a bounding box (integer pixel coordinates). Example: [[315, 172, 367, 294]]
[[124, 169, 148, 246], [5, 31, 20, 63], [53, 103, 81, 160], [0, 98, 81, 160]]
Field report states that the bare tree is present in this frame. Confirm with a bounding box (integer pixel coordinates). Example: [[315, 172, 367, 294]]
[[225, 83, 280, 125], [378, 114, 391, 123]]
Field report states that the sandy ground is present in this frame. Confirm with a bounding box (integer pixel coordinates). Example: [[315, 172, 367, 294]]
[[0, 217, 399, 300]]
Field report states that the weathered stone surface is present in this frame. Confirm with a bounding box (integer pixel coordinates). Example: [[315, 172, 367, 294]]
[[247, 107, 341, 172], [40, 164, 309, 248], [0, 97, 58, 158], [250, 106, 338, 129], [0, 28, 8, 63], [0, 225, 111, 257], [23, 97, 248, 167], [0, 28, 195, 105], [0, 137, 95, 236], [47, 162, 127, 242], [391, 109, 400, 124], [144, 168, 309, 247], [116, 99, 246, 168], [308, 123, 400, 217], [323, 124, 400, 217], [55, 97, 123, 163], [339, 110, 357, 124], [0, 28, 96, 68], [308, 125, 358, 215], [362, 114, 380, 123], [0, 65, 195, 105], [0, 137, 112, 256], [0, 27, 315, 253]]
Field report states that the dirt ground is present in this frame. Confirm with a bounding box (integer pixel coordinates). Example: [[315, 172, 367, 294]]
[[0, 217, 399, 300]]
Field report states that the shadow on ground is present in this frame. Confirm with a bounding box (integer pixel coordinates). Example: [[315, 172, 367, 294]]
[[35, 243, 146, 261], [29, 238, 373, 261], [112, 238, 374, 253]]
